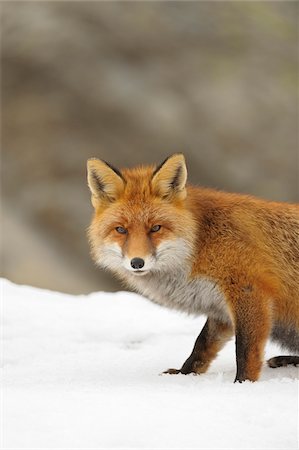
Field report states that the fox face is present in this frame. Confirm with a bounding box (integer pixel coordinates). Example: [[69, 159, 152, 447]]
[[87, 154, 196, 278]]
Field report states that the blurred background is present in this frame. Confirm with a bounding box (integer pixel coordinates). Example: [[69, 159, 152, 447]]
[[1, 1, 298, 294]]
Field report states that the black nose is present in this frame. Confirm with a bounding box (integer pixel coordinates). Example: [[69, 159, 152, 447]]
[[130, 257, 145, 270]]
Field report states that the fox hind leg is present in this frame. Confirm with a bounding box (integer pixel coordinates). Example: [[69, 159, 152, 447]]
[[267, 355, 299, 368]]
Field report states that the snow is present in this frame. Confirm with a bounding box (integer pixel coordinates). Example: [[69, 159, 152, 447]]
[[1, 278, 298, 449]]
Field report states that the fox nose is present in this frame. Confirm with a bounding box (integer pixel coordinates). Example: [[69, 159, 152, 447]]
[[130, 257, 145, 270]]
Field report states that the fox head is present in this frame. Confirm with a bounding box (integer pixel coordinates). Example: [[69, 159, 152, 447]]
[[87, 154, 196, 279]]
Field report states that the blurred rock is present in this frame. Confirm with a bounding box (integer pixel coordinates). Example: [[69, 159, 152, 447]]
[[1, 2, 298, 293]]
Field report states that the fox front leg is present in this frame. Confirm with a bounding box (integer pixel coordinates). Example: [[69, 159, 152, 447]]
[[164, 318, 233, 375], [232, 288, 271, 382]]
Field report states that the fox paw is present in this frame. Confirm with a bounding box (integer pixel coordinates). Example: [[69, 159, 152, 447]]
[[163, 368, 182, 375], [267, 355, 299, 368], [163, 360, 205, 375]]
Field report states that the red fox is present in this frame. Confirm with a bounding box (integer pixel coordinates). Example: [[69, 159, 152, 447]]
[[87, 153, 299, 382]]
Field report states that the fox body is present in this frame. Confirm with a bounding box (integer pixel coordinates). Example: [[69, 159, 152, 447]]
[[87, 154, 299, 382]]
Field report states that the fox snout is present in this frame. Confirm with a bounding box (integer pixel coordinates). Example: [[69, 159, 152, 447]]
[[123, 252, 156, 274], [130, 257, 145, 270], [98, 238, 191, 277]]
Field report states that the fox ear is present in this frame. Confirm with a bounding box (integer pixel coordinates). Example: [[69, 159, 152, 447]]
[[151, 153, 187, 200], [87, 158, 125, 207]]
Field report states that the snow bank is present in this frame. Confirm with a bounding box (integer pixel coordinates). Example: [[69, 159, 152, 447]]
[[1, 278, 298, 449]]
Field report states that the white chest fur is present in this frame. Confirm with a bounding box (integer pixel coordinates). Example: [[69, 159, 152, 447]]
[[127, 270, 231, 324]]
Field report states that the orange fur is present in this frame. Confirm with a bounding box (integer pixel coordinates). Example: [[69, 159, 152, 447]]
[[87, 154, 299, 382]]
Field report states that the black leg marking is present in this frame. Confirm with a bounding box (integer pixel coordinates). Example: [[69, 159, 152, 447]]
[[163, 318, 233, 376], [163, 325, 208, 375], [267, 356, 299, 368], [234, 330, 249, 383]]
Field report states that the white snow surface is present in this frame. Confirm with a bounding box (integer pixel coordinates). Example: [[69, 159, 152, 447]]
[[1, 278, 298, 449]]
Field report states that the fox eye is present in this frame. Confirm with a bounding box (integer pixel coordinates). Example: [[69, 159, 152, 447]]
[[150, 225, 161, 233], [115, 226, 127, 234]]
